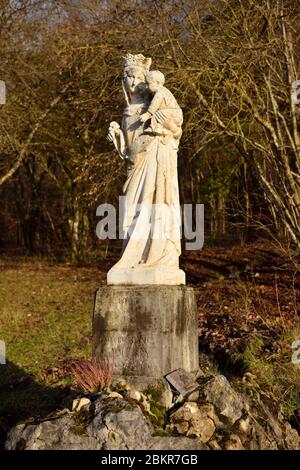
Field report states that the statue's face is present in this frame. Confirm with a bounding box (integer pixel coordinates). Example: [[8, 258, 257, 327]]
[[147, 81, 160, 93], [124, 67, 146, 95]]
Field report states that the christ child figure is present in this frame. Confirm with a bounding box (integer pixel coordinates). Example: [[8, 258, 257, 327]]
[[139, 70, 182, 138]]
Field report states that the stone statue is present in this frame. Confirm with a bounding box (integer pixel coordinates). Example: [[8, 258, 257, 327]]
[[107, 53, 185, 285], [94, 59, 197, 385]]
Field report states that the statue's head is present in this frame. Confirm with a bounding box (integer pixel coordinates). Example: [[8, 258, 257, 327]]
[[145, 70, 165, 93], [123, 53, 152, 96]]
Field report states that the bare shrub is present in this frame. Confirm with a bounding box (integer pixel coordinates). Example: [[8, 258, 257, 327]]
[[70, 357, 112, 394]]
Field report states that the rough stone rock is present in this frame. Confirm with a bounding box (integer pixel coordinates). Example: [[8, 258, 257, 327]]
[[107, 392, 124, 400], [5, 397, 207, 451], [203, 375, 243, 424], [249, 421, 278, 450], [5, 416, 98, 450], [173, 394, 185, 406], [115, 379, 127, 387], [223, 434, 244, 450], [140, 399, 152, 415], [248, 438, 259, 450], [149, 437, 208, 450], [257, 431, 278, 450], [5, 370, 300, 451], [236, 417, 250, 434], [260, 405, 284, 447], [72, 397, 91, 412], [208, 439, 222, 450], [124, 389, 141, 401], [284, 422, 300, 450], [87, 398, 153, 450], [159, 385, 173, 410], [248, 401, 300, 450], [186, 391, 200, 402], [170, 402, 215, 443], [198, 403, 220, 426]]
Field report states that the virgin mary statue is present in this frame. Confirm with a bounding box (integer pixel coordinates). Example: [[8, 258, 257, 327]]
[[107, 53, 185, 285]]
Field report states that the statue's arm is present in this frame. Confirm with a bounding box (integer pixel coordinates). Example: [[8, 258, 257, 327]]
[[155, 110, 182, 140], [148, 91, 163, 115], [107, 121, 127, 159]]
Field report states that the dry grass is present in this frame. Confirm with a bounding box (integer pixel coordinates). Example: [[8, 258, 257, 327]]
[[0, 260, 105, 379], [70, 357, 112, 393], [194, 245, 300, 422]]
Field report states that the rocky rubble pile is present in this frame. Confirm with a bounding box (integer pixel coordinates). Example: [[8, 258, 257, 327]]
[[5, 373, 300, 450]]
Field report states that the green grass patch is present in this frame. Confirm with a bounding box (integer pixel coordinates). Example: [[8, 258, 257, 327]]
[[0, 261, 105, 446], [234, 328, 300, 419], [0, 263, 103, 378]]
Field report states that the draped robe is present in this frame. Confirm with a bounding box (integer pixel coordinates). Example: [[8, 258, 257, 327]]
[[111, 99, 183, 271]]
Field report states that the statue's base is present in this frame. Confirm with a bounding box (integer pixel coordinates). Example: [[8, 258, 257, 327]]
[[107, 267, 186, 285], [93, 285, 198, 389]]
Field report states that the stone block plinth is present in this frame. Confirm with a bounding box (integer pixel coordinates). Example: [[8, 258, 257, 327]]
[[107, 267, 186, 285], [92, 286, 199, 388]]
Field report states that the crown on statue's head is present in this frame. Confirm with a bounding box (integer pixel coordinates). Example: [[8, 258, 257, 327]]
[[124, 53, 152, 71]]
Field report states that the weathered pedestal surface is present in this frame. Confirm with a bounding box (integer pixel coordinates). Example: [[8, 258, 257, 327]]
[[93, 286, 198, 388]]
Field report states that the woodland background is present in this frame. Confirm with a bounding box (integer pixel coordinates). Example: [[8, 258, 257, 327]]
[[0, 0, 299, 261], [0, 0, 299, 444]]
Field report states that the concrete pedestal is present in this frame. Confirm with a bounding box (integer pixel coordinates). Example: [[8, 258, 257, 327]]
[[92, 286, 199, 388]]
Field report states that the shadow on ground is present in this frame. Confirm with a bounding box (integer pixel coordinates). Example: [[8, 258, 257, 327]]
[[0, 361, 76, 450]]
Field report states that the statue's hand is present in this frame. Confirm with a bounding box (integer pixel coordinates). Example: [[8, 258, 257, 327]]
[[155, 110, 180, 137], [155, 110, 172, 130], [106, 132, 114, 143], [107, 121, 120, 143], [107, 121, 127, 159]]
